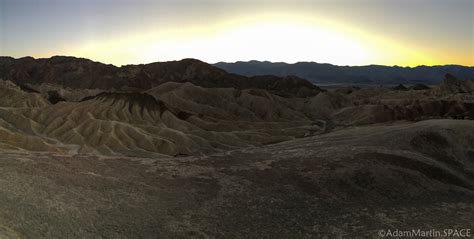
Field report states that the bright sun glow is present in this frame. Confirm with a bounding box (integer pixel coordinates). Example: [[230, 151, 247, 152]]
[[150, 22, 370, 65], [68, 12, 442, 67]]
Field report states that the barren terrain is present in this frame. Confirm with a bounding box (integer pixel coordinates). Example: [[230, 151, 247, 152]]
[[0, 57, 473, 237]]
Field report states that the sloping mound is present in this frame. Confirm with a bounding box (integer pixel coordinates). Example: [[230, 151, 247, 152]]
[[147, 82, 310, 122], [435, 74, 474, 94], [0, 108, 67, 152], [409, 83, 430, 90], [332, 100, 473, 125], [0, 84, 49, 108], [392, 84, 408, 91], [301, 91, 353, 119], [243, 119, 474, 205], [82, 92, 173, 115], [324, 79, 474, 126], [24, 93, 233, 156], [245, 75, 324, 97]]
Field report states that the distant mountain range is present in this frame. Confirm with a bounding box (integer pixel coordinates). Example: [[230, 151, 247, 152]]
[[214, 61, 474, 85]]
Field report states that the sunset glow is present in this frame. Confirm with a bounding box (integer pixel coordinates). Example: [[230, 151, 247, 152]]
[[1, 0, 472, 66]]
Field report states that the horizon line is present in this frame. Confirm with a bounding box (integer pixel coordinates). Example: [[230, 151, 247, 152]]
[[2, 55, 473, 68]]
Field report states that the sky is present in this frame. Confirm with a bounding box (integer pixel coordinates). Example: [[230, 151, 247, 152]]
[[0, 0, 473, 66]]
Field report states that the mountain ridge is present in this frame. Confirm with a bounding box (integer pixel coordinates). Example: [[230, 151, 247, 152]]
[[214, 60, 474, 85], [216, 59, 471, 68], [0, 56, 323, 98]]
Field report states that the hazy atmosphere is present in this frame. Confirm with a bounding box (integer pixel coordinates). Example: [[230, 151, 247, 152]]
[[1, 0, 473, 66]]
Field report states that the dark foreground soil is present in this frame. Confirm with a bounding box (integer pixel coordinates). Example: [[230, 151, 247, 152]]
[[0, 120, 473, 238]]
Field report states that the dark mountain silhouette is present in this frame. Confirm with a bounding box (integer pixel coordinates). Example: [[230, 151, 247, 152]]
[[0, 56, 322, 97], [214, 60, 474, 85]]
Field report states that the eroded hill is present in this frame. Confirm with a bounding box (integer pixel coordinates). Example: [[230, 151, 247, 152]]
[[0, 70, 472, 157]]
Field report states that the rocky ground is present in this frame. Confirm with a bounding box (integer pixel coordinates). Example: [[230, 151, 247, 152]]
[[0, 119, 473, 238]]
